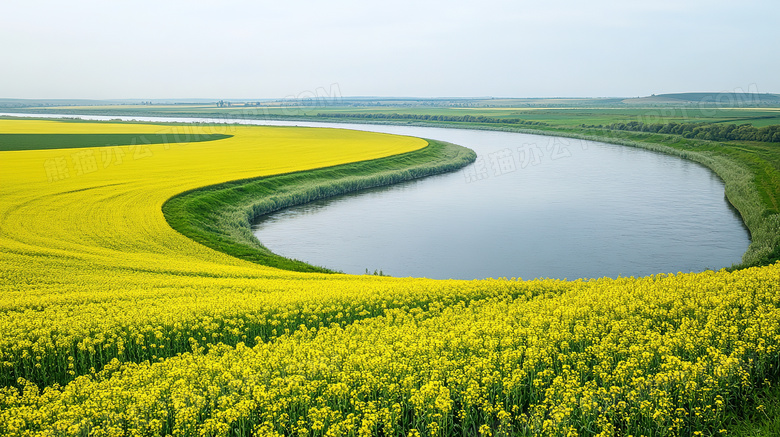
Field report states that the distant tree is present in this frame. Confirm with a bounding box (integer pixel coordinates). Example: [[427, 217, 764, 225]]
[[608, 120, 778, 143]]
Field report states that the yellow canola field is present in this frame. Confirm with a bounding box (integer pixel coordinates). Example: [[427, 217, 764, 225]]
[[0, 119, 427, 279], [1, 119, 779, 436]]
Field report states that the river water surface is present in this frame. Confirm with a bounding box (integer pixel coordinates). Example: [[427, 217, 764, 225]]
[[251, 125, 750, 279]]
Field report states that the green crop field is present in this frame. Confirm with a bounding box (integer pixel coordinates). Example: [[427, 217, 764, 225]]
[[10, 101, 780, 127], [0, 133, 231, 151]]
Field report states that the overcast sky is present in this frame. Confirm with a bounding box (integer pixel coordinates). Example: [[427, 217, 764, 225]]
[[2, 0, 778, 99]]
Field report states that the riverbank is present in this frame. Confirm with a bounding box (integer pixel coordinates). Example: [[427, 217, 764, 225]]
[[163, 138, 476, 273]]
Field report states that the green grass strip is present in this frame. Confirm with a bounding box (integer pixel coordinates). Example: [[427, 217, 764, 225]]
[[162, 139, 476, 273], [0, 133, 232, 151]]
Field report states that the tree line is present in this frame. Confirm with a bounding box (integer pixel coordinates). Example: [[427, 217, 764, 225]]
[[314, 112, 779, 143], [316, 112, 550, 126], [605, 121, 780, 143]]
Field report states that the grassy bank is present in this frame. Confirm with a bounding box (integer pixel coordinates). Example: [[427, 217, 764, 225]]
[[0, 132, 231, 151], [725, 383, 780, 436], [163, 139, 475, 272]]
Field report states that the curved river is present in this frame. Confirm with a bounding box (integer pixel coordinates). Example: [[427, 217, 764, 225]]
[[1, 113, 750, 279]]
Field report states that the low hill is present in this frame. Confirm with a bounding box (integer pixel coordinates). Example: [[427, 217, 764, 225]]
[[623, 92, 780, 106]]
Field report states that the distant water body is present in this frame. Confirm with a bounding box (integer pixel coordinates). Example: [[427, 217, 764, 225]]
[[0, 113, 750, 279]]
